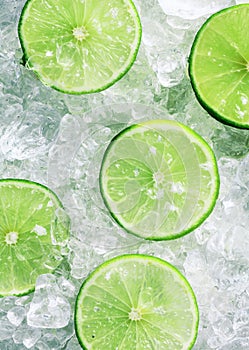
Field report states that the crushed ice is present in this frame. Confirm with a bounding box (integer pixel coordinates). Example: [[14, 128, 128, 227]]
[[0, 0, 248, 349]]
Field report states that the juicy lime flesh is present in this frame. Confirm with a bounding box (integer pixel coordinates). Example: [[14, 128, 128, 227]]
[[0, 179, 67, 296], [189, 5, 249, 128], [18, 0, 141, 94], [100, 120, 219, 240], [75, 255, 199, 350]]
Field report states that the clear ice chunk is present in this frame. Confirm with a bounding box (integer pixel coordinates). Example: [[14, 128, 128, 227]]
[[236, 154, 249, 190], [158, 0, 235, 19], [56, 276, 75, 298], [27, 275, 71, 329], [23, 328, 42, 349], [43, 320, 75, 348], [0, 297, 17, 312], [50, 207, 70, 247], [0, 317, 15, 341], [65, 336, 83, 350], [235, 0, 249, 3], [7, 306, 26, 327], [32, 340, 50, 350]]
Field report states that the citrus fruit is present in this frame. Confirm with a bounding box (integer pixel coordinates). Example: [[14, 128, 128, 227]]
[[75, 254, 199, 350], [0, 179, 69, 297], [189, 4, 249, 129], [100, 120, 219, 240], [18, 0, 141, 94]]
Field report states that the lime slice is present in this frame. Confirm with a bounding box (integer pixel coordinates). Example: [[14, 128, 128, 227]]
[[100, 120, 219, 240], [75, 254, 199, 350], [0, 179, 69, 297], [18, 0, 141, 94], [189, 4, 249, 129]]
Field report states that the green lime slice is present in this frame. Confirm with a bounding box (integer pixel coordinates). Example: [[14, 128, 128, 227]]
[[100, 120, 219, 240], [189, 4, 249, 129], [0, 179, 69, 297], [75, 254, 199, 350], [18, 0, 142, 94]]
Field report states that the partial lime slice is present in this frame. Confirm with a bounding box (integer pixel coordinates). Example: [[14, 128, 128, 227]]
[[100, 120, 219, 240], [0, 179, 69, 297], [189, 4, 249, 129], [75, 254, 199, 350], [18, 0, 142, 94]]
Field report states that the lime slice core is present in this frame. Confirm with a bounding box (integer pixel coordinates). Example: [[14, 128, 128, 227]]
[[5, 231, 19, 245], [75, 254, 199, 350], [0, 179, 69, 297], [18, 0, 142, 94], [100, 120, 219, 240], [189, 4, 249, 129]]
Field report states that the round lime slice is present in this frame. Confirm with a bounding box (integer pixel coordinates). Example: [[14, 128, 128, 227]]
[[18, 0, 142, 94], [0, 179, 69, 297], [100, 120, 219, 240], [189, 4, 249, 129], [75, 254, 199, 350]]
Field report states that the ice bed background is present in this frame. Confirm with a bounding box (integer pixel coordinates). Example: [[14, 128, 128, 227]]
[[0, 0, 249, 349]]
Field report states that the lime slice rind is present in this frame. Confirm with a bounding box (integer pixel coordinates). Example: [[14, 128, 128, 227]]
[[75, 254, 199, 350], [0, 178, 68, 297], [18, 0, 142, 95], [100, 120, 220, 241], [189, 4, 249, 129]]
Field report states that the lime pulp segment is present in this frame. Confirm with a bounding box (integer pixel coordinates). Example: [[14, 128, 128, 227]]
[[18, 0, 142, 94], [189, 4, 249, 129], [100, 120, 219, 240], [0, 179, 69, 297], [75, 254, 199, 350]]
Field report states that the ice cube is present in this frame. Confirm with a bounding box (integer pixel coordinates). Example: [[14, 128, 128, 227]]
[[27, 275, 71, 329], [23, 328, 41, 349], [158, 0, 234, 19], [7, 306, 26, 327], [0, 317, 15, 341]]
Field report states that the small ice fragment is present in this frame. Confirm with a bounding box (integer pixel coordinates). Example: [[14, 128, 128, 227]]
[[23, 328, 41, 349], [105, 271, 112, 280], [45, 51, 53, 57], [240, 94, 248, 105], [32, 225, 47, 236], [7, 306, 26, 326], [133, 169, 140, 177], [170, 204, 178, 212], [51, 208, 70, 246], [57, 276, 75, 298], [150, 146, 157, 155], [171, 182, 184, 194], [0, 317, 15, 341], [235, 105, 245, 119]]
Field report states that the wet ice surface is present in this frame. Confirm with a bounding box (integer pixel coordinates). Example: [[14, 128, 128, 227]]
[[1, 0, 249, 348], [158, 0, 234, 19]]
